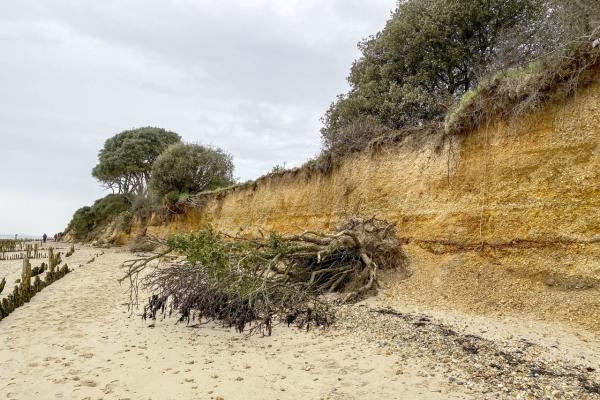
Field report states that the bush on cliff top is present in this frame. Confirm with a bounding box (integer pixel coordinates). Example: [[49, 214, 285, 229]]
[[321, 0, 600, 156], [444, 45, 600, 135], [149, 142, 235, 207]]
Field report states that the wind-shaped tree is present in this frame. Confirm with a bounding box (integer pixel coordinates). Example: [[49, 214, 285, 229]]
[[149, 143, 235, 202], [92, 127, 181, 196]]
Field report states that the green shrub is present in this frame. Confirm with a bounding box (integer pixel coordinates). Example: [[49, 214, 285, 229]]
[[321, 0, 551, 151], [150, 143, 235, 202], [167, 225, 229, 276], [115, 210, 134, 233], [444, 44, 600, 135], [66, 194, 129, 241], [269, 163, 287, 174], [164, 190, 182, 204]]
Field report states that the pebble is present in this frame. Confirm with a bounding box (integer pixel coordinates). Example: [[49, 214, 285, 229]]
[[332, 304, 600, 399]]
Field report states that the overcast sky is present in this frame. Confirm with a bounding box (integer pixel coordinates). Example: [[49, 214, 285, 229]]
[[0, 0, 394, 236]]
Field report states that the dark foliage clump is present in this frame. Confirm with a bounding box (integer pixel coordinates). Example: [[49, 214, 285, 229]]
[[65, 194, 130, 241], [149, 143, 235, 213], [92, 127, 181, 196], [321, 0, 600, 156]]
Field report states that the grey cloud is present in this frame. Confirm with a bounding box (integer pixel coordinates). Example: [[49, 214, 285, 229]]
[[0, 0, 394, 235]]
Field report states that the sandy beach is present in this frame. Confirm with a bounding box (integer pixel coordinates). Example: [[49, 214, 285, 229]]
[[3, 1, 600, 399], [1, 244, 598, 399]]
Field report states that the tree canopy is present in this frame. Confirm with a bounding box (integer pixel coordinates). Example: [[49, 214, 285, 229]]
[[320, 0, 556, 152], [554, 0, 600, 40], [149, 143, 235, 200], [92, 127, 181, 196]]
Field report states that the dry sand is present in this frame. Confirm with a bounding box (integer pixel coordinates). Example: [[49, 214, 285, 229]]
[[1, 244, 598, 399], [0, 245, 468, 400]]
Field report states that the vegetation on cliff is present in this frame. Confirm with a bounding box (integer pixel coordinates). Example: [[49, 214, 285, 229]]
[[92, 127, 181, 196], [150, 143, 235, 209], [66, 129, 235, 242], [66, 194, 130, 242], [65, 0, 600, 242], [321, 0, 600, 156]]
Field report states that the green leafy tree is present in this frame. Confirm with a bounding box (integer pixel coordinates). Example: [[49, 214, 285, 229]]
[[149, 143, 235, 200], [321, 0, 551, 151], [92, 127, 181, 196]]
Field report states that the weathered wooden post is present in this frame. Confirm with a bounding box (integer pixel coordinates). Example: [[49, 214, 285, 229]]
[[47, 247, 55, 283], [0, 277, 5, 320], [12, 285, 21, 308], [21, 256, 32, 302]]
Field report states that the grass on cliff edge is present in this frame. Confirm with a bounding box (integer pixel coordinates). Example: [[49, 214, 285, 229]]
[[444, 43, 600, 136]]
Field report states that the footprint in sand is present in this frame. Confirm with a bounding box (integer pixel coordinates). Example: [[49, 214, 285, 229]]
[[76, 379, 98, 388], [102, 383, 115, 395], [102, 380, 126, 395]]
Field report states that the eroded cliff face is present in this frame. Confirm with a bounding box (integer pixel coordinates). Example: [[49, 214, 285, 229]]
[[132, 80, 599, 331]]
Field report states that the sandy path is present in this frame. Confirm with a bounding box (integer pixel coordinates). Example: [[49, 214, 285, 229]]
[[0, 246, 469, 400]]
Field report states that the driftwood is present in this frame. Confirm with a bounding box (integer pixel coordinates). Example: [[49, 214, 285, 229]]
[[121, 217, 408, 335]]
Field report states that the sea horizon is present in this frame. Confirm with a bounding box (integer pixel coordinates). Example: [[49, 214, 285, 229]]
[[0, 234, 42, 240]]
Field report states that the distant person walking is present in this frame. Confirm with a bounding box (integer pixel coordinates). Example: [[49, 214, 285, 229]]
[[42, 233, 47, 243]]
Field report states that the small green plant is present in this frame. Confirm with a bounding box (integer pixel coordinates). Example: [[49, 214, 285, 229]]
[[167, 225, 230, 277], [164, 191, 182, 204], [270, 163, 287, 174]]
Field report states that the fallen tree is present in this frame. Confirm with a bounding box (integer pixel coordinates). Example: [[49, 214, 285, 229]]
[[121, 217, 408, 335]]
